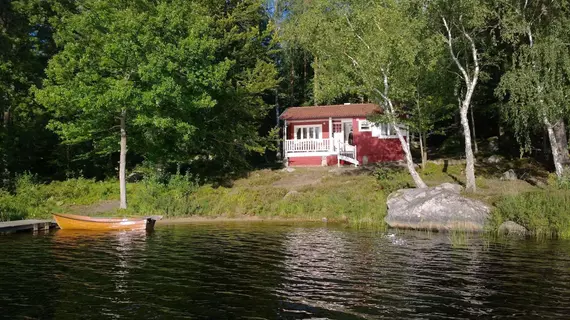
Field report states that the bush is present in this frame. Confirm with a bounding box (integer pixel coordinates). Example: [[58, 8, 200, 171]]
[[493, 190, 570, 238], [127, 173, 199, 217], [373, 167, 412, 193]]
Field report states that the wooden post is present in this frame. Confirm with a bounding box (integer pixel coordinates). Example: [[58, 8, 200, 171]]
[[283, 120, 287, 161], [329, 117, 333, 153]]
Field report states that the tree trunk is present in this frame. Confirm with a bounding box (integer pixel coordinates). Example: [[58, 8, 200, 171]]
[[544, 116, 565, 178], [470, 107, 478, 154], [419, 131, 427, 169], [384, 101, 426, 188], [2, 108, 10, 187], [442, 17, 478, 192], [461, 106, 477, 192], [119, 111, 128, 209], [554, 119, 570, 170]]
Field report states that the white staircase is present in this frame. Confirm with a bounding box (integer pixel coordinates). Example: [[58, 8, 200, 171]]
[[337, 149, 359, 166]]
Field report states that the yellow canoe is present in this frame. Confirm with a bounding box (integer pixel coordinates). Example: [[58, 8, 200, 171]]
[[53, 213, 162, 231]]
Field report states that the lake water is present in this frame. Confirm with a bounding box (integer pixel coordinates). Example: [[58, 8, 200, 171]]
[[1, 222, 570, 319]]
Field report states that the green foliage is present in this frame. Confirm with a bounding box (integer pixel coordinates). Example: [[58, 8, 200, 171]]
[[495, 0, 570, 155], [283, 0, 428, 106], [0, 173, 117, 221], [493, 190, 570, 238], [127, 173, 198, 217], [373, 167, 413, 194]]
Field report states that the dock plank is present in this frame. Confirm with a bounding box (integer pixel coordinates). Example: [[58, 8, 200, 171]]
[[0, 219, 57, 233]]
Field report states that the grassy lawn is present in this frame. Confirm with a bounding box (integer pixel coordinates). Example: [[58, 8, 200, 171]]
[[2, 159, 570, 236]]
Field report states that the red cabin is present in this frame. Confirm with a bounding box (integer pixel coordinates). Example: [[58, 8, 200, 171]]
[[280, 103, 408, 167]]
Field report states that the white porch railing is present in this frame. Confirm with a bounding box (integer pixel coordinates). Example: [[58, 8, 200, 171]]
[[284, 139, 330, 153]]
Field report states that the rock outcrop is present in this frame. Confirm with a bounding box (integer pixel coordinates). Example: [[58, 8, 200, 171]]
[[385, 183, 490, 232]]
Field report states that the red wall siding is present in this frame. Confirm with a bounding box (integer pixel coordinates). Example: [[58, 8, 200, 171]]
[[287, 156, 324, 166], [286, 120, 330, 139], [288, 155, 352, 167], [354, 131, 405, 163]]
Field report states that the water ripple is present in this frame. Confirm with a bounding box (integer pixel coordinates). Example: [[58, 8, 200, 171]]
[[2, 223, 570, 319]]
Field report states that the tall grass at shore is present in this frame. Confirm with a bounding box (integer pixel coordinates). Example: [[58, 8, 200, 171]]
[[492, 190, 570, 239], [3, 164, 570, 237]]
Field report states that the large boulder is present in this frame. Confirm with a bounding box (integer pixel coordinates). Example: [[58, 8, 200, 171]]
[[385, 183, 490, 231]]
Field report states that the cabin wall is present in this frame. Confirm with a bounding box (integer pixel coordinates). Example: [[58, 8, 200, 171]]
[[287, 156, 324, 166], [286, 120, 330, 140], [285, 117, 405, 166], [352, 116, 404, 163]]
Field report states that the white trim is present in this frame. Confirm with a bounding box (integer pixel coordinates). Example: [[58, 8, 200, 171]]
[[293, 124, 323, 140], [285, 119, 328, 123], [370, 123, 407, 139], [358, 120, 372, 132], [328, 117, 333, 152]]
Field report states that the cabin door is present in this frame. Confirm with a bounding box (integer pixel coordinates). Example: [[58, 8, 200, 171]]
[[341, 121, 355, 151]]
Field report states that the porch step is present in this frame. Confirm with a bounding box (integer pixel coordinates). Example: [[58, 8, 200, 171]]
[[338, 155, 359, 166]]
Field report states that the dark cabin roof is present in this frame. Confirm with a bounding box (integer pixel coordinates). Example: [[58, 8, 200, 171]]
[[279, 103, 382, 120]]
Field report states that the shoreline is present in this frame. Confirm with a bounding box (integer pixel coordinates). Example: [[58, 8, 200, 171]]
[[157, 215, 338, 225]]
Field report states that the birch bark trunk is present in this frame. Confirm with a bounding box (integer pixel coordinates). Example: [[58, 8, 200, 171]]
[[386, 101, 426, 188], [470, 107, 478, 154], [544, 116, 565, 178], [442, 17, 478, 192], [119, 110, 128, 209], [419, 131, 427, 169], [554, 119, 570, 170]]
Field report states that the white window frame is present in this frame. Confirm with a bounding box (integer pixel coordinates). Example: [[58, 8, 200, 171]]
[[372, 123, 407, 139], [358, 120, 372, 132], [294, 124, 323, 140]]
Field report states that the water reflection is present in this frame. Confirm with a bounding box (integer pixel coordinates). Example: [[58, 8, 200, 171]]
[[2, 224, 570, 319], [51, 229, 149, 319]]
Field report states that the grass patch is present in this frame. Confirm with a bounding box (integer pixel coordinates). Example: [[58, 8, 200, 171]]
[[0, 169, 390, 228], [492, 190, 570, 239]]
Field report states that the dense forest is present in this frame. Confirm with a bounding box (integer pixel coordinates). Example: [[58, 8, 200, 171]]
[[1, 0, 570, 206]]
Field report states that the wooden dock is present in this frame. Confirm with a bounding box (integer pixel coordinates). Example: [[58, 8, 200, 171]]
[[0, 219, 58, 233]]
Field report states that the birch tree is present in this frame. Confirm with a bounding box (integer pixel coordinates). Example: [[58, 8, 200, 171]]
[[435, 0, 491, 192], [495, 0, 570, 179], [284, 0, 427, 188]]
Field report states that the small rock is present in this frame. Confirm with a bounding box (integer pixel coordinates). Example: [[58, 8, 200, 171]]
[[436, 182, 463, 193], [322, 217, 328, 223], [488, 136, 499, 152], [525, 176, 547, 188], [282, 167, 295, 173], [127, 172, 144, 182], [485, 155, 504, 164], [501, 169, 517, 181], [498, 221, 528, 236], [283, 190, 299, 199]]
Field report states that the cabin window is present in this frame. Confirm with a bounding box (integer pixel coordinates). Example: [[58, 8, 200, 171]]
[[295, 125, 322, 140], [333, 123, 342, 133], [359, 120, 372, 132], [372, 123, 404, 138], [380, 124, 395, 136]]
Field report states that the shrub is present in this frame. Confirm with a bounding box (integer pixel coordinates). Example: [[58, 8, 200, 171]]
[[373, 167, 412, 193]]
